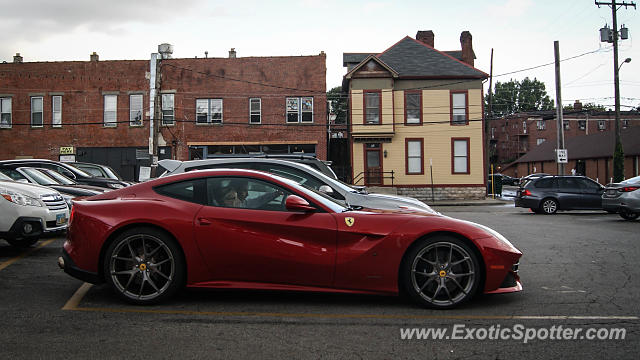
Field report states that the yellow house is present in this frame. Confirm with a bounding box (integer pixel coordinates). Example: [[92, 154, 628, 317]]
[[343, 30, 489, 200]]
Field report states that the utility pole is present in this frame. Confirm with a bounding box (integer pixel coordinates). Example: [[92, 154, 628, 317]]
[[485, 49, 494, 186], [149, 52, 160, 177], [596, 0, 636, 182], [554, 41, 566, 175]]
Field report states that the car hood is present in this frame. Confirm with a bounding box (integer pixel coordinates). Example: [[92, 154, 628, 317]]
[[345, 192, 437, 214], [0, 179, 62, 197]]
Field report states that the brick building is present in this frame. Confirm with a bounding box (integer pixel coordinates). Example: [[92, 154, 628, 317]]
[[489, 101, 640, 172], [0, 48, 327, 181]]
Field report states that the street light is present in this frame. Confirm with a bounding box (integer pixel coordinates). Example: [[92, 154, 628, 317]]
[[618, 57, 632, 70]]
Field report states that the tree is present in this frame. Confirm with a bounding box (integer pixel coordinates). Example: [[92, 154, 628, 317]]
[[327, 86, 347, 124], [486, 77, 554, 118], [563, 102, 607, 112]]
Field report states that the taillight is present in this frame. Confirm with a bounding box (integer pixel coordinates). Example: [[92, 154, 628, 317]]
[[69, 205, 75, 225], [522, 189, 532, 196], [621, 187, 639, 192]]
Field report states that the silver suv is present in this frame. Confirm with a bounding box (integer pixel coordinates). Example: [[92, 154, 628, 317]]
[[0, 172, 69, 247], [159, 158, 435, 213]]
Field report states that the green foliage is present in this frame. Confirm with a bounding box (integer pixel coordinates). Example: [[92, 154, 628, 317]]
[[327, 86, 347, 124], [613, 140, 625, 182], [562, 103, 607, 112], [485, 77, 554, 118]]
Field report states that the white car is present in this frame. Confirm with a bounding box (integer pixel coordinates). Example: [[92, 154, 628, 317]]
[[0, 172, 69, 247]]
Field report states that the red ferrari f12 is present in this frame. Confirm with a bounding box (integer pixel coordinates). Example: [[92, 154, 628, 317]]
[[59, 169, 522, 309]]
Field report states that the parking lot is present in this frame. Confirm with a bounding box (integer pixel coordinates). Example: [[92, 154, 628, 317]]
[[1, 204, 638, 359]]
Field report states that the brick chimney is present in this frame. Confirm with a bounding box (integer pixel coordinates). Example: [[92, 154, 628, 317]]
[[573, 100, 583, 111], [229, 48, 236, 58], [416, 31, 434, 47], [460, 31, 474, 66], [13, 53, 23, 63], [90, 52, 99, 62]]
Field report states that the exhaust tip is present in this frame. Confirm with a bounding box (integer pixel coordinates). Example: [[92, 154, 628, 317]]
[[57, 256, 65, 270]]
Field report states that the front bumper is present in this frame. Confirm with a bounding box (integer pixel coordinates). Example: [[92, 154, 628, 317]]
[[602, 196, 640, 213]]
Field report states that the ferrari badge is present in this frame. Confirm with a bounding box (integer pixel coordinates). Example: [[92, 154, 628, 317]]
[[345, 217, 355, 227]]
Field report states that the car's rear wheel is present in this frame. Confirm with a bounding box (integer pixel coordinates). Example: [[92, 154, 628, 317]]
[[402, 236, 481, 309], [104, 227, 185, 305], [540, 198, 558, 214], [6, 237, 39, 248], [619, 210, 639, 220]]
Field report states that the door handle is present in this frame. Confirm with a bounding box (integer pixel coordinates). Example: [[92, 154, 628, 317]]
[[197, 217, 212, 226]]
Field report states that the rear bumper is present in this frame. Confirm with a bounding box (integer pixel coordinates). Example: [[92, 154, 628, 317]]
[[58, 248, 102, 284], [514, 197, 540, 209], [602, 197, 640, 213]]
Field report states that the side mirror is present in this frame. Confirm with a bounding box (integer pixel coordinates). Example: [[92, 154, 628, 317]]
[[318, 185, 334, 195], [285, 195, 316, 212]]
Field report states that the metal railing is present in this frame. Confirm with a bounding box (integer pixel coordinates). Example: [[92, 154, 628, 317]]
[[352, 170, 395, 186]]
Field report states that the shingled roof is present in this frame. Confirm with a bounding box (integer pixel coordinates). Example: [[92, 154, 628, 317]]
[[376, 36, 487, 79], [515, 126, 640, 163]]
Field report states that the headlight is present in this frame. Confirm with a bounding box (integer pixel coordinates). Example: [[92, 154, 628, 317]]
[[108, 183, 125, 189], [0, 188, 43, 207]]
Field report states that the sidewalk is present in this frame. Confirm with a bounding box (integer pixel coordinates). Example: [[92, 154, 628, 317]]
[[427, 196, 512, 206]]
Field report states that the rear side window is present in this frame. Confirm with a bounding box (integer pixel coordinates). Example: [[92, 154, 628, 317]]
[[155, 179, 205, 204], [534, 178, 554, 188]]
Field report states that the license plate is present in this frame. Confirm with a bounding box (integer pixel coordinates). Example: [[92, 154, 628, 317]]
[[606, 189, 617, 196], [56, 213, 67, 226]]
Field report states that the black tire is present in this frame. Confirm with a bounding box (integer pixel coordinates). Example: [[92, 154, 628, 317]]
[[401, 236, 481, 309], [103, 227, 185, 305], [6, 237, 39, 248], [540, 198, 558, 215], [619, 210, 639, 221]]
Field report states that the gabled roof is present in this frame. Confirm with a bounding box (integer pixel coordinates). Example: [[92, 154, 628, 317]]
[[343, 53, 374, 67], [344, 54, 399, 79], [514, 126, 640, 163], [376, 36, 487, 79]]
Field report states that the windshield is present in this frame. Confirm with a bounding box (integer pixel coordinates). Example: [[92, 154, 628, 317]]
[[275, 175, 348, 213], [101, 166, 122, 180], [0, 172, 11, 181], [39, 169, 76, 185], [20, 168, 60, 185]]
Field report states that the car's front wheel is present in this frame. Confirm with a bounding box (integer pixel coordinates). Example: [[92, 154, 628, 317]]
[[619, 210, 639, 221], [104, 227, 185, 305], [402, 236, 481, 309]]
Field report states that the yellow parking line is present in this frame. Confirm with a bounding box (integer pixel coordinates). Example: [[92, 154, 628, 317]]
[[62, 282, 93, 310], [0, 239, 55, 272]]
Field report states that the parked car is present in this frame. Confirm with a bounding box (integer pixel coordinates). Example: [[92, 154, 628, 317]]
[[198, 154, 338, 180], [489, 173, 519, 186], [0, 172, 69, 247], [0, 167, 105, 207], [515, 175, 605, 214], [58, 168, 522, 308], [69, 162, 126, 182], [518, 173, 550, 186], [0, 159, 130, 190], [159, 158, 435, 213], [602, 175, 640, 220]]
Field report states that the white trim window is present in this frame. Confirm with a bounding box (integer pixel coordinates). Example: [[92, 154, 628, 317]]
[[129, 94, 143, 126], [537, 120, 546, 130], [563, 120, 570, 130], [162, 94, 175, 125], [453, 139, 469, 174], [52, 95, 62, 127], [407, 140, 423, 174], [0, 97, 12, 128], [250, 98, 261, 124], [598, 120, 606, 130], [286, 97, 313, 123], [451, 93, 467, 125], [104, 95, 117, 127], [196, 99, 223, 124], [31, 96, 43, 127], [536, 138, 546, 146]]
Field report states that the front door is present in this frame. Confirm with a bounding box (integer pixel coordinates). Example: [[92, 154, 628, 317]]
[[365, 143, 382, 185], [193, 176, 337, 287]]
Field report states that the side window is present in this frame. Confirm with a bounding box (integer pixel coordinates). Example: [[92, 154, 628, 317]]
[[255, 164, 324, 191], [534, 178, 554, 188], [206, 177, 291, 211], [578, 178, 601, 190], [558, 178, 579, 189], [55, 166, 76, 179], [1, 169, 28, 181], [154, 179, 204, 204]]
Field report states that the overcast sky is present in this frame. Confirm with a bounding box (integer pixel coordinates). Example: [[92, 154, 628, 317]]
[[1, 0, 638, 109]]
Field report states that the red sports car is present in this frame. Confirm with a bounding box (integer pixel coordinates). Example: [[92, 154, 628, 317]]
[[59, 169, 522, 309]]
